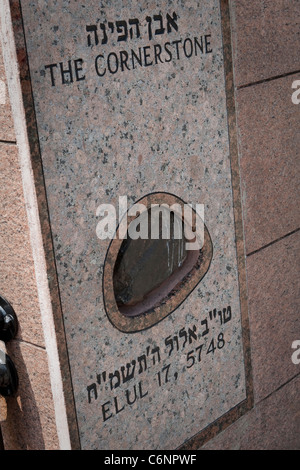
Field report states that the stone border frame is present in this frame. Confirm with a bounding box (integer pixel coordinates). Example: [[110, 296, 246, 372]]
[[103, 192, 213, 333], [7, 0, 253, 449]]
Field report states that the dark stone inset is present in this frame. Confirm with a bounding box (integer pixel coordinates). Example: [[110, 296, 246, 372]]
[[113, 208, 188, 315]]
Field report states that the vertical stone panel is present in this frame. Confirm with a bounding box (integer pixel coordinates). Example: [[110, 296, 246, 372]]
[[230, 0, 300, 86], [246, 231, 300, 402]]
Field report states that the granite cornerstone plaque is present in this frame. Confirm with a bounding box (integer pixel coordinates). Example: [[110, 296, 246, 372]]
[[15, 0, 252, 449]]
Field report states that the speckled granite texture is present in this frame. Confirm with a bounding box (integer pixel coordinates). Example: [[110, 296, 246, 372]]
[[18, 0, 249, 449], [0, 39, 15, 141]]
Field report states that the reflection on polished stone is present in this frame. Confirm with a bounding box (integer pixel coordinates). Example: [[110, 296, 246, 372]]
[[113, 207, 187, 309]]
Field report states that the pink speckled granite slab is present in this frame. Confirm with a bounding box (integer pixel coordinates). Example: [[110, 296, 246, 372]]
[[18, 0, 251, 449]]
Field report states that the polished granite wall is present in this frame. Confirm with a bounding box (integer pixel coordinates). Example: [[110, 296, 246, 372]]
[[0, 0, 299, 450]]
